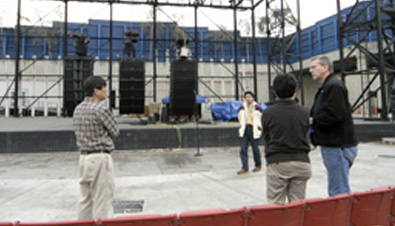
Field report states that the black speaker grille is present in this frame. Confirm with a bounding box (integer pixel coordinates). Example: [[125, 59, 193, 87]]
[[63, 57, 94, 117], [119, 59, 145, 114], [170, 59, 198, 116]]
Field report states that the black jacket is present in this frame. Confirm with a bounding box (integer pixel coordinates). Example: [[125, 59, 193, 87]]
[[310, 73, 357, 147], [263, 99, 310, 164]]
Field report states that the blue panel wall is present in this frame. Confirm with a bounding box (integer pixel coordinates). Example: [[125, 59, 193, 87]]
[[0, 0, 390, 63]]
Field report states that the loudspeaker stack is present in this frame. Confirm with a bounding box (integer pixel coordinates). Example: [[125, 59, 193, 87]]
[[170, 59, 198, 117], [119, 58, 145, 114], [63, 56, 93, 117]]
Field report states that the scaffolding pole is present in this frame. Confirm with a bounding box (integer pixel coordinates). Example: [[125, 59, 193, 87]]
[[109, 2, 114, 109], [266, 0, 272, 101], [14, 0, 22, 116], [374, 0, 388, 120], [153, 1, 158, 102], [233, 4, 239, 100], [251, 0, 258, 100]]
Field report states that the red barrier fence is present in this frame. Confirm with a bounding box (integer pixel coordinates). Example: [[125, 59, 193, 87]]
[[15, 219, 95, 226], [4, 186, 395, 226], [101, 214, 176, 226], [247, 201, 305, 226], [351, 187, 394, 226], [179, 208, 245, 226], [304, 193, 353, 226], [392, 187, 395, 226]]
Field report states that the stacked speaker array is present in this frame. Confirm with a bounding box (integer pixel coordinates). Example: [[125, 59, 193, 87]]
[[119, 58, 145, 114], [63, 56, 93, 117], [63, 57, 198, 119], [170, 59, 198, 117]]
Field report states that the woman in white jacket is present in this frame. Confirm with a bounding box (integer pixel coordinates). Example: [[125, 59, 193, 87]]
[[237, 91, 264, 175]]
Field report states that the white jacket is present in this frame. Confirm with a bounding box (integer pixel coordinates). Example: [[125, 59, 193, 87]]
[[238, 101, 263, 139]]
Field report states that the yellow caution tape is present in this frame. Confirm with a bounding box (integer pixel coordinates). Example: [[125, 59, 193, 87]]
[[170, 125, 182, 152]]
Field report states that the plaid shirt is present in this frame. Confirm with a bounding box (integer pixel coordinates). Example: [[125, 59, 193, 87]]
[[73, 97, 119, 152]]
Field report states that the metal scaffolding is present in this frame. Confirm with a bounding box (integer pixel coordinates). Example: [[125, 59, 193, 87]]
[[337, 0, 395, 120], [7, 0, 264, 116], [4, 0, 395, 121], [265, 0, 304, 104]]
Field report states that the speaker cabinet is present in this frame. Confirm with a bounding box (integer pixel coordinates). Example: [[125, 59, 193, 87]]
[[170, 59, 198, 116], [119, 58, 145, 114], [63, 56, 93, 117]]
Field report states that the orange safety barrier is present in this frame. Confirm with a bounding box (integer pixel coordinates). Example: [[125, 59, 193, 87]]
[[19, 219, 95, 226], [350, 186, 394, 226], [304, 193, 353, 226], [247, 201, 305, 226], [101, 214, 177, 226], [178, 208, 245, 226]]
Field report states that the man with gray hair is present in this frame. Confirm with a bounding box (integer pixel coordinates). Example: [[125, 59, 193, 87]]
[[309, 55, 358, 196]]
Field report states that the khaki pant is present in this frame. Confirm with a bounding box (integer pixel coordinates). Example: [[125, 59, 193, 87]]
[[266, 161, 312, 204], [78, 153, 114, 220]]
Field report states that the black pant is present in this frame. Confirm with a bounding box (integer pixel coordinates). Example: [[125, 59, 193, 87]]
[[239, 125, 261, 170]]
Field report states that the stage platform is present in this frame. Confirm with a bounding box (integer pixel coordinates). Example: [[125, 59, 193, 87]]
[[0, 117, 394, 153]]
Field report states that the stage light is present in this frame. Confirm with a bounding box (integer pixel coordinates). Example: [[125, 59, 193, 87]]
[[123, 29, 139, 58], [71, 33, 90, 57], [176, 38, 191, 59]]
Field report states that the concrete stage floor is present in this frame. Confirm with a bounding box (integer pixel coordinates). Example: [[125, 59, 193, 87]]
[[0, 142, 394, 222]]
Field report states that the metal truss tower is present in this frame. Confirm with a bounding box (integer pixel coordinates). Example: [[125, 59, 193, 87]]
[[265, 0, 304, 104], [337, 0, 395, 120], [7, 0, 267, 116]]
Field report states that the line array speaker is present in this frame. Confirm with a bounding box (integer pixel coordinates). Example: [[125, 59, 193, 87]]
[[119, 58, 145, 114], [63, 56, 93, 117], [170, 59, 198, 116]]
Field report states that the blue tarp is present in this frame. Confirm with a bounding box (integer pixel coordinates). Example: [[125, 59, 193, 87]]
[[211, 101, 267, 122], [161, 95, 210, 104]]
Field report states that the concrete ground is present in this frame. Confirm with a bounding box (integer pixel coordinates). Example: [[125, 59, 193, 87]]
[[0, 142, 394, 223]]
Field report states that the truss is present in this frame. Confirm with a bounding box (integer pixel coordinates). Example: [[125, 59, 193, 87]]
[[337, 0, 395, 120]]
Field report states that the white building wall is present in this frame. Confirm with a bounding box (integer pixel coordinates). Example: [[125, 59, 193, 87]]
[[0, 44, 387, 117]]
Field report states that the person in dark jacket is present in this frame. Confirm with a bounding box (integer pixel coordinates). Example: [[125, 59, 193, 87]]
[[309, 55, 358, 197], [263, 74, 311, 204]]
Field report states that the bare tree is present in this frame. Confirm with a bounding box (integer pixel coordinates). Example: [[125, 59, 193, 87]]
[[257, 4, 297, 36], [238, 18, 251, 61], [256, 2, 297, 58]]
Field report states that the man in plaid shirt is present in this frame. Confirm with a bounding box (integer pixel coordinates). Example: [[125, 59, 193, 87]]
[[73, 76, 119, 220]]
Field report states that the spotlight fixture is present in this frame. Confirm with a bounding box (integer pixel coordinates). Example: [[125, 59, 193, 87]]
[[123, 29, 139, 58], [176, 38, 191, 60], [71, 33, 90, 57]]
